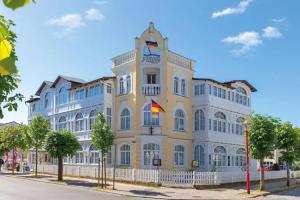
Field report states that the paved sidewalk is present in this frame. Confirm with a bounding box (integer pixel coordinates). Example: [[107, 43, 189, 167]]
[[1, 171, 299, 200]]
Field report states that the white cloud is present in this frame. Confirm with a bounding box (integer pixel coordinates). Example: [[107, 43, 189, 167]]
[[222, 31, 262, 55], [271, 18, 285, 23], [47, 9, 104, 36], [85, 9, 104, 21], [47, 14, 85, 35], [212, 0, 253, 18], [262, 26, 282, 39], [93, 0, 107, 5]]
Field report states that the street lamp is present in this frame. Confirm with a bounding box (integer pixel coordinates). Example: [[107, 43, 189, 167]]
[[243, 119, 251, 194]]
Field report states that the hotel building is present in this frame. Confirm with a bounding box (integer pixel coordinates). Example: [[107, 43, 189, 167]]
[[26, 22, 257, 171]]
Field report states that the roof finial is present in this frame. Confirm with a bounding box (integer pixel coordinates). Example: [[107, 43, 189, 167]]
[[149, 21, 155, 33]]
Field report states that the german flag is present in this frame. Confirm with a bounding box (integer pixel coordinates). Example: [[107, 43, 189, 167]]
[[146, 41, 158, 48], [151, 99, 165, 113]]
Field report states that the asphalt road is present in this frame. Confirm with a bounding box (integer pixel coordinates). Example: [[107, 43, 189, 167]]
[[0, 175, 144, 200]]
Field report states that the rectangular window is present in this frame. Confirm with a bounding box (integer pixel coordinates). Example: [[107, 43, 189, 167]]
[[213, 120, 217, 131], [200, 84, 205, 95], [208, 84, 212, 95], [228, 123, 230, 133], [147, 74, 156, 84], [232, 92, 234, 101], [232, 124, 234, 134], [106, 108, 112, 128], [75, 89, 85, 100], [194, 85, 200, 96], [209, 119, 212, 130], [228, 91, 231, 100], [106, 83, 112, 94], [218, 88, 221, 98], [213, 86, 217, 96]]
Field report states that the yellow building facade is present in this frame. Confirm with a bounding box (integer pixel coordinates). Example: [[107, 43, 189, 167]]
[[111, 22, 194, 170]]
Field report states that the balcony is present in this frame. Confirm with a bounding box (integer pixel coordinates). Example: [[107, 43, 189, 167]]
[[142, 84, 160, 96]]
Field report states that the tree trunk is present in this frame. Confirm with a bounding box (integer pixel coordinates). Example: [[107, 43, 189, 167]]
[[35, 147, 38, 177], [58, 156, 63, 181], [101, 153, 104, 188], [97, 157, 100, 187], [104, 157, 107, 188], [12, 146, 15, 175], [259, 158, 265, 191], [286, 163, 290, 187]]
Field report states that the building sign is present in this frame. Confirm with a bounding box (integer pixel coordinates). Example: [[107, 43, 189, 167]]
[[153, 158, 162, 167], [192, 160, 199, 168], [141, 39, 160, 64]]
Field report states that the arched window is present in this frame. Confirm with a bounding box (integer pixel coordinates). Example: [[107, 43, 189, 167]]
[[58, 86, 68, 105], [119, 77, 125, 95], [174, 77, 179, 94], [213, 146, 227, 166], [126, 75, 131, 94], [236, 117, 245, 135], [89, 144, 99, 164], [58, 116, 67, 130], [120, 108, 130, 130], [194, 145, 205, 166], [144, 104, 159, 126], [143, 143, 160, 166], [181, 79, 186, 96], [236, 87, 247, 105], [174, 145, 185, 167], [195, 110, 205, 131], [75, 146, 84, 164], [75, 113, 84, 132], [44, 92, 50, 108], [120, 144, 130, 165], [89, 110, 98, 129], [174, 109, 185, 131], [214, 112, 226, 133], [236, 148, 246, 166]]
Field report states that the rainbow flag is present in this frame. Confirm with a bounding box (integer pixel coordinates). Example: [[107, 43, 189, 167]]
[[151, 100, 165, 113], [146, 41, 158, 48]]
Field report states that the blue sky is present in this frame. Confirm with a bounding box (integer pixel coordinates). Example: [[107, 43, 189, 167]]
[[0, 0, 300, 126]]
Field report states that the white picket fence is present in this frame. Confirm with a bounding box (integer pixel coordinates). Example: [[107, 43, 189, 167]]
[[32, 164, 298, 187]]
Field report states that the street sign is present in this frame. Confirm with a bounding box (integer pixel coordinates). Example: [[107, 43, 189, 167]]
[[153, 159, 161, 167]]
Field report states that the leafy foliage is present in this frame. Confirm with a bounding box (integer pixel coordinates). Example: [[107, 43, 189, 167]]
[[0, 124, 29, 153], [91, 112, 114, 155], [45, 130, 80, 159], [2, 0, 33, 10], [28, 114, 50, 149], [0, 16, 24, 119], [248, 114, 279, 160], [276, 122, 299, 164]]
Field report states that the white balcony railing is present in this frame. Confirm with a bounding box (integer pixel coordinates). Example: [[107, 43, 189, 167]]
[[142, 84, 160, 95]]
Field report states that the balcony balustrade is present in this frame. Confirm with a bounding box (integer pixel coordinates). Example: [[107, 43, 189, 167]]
[[142, 84, 160, 95]]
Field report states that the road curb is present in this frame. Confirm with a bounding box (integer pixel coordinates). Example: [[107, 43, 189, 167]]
[[4, 174, 198, 200]]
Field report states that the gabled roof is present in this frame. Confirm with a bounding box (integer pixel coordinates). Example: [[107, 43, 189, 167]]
[[223, 80, 257, 92], [192, 78, 257, 92], [51, 75, 85, 88], [25, 97, 40, 103], [69, 76, 115, 90], [35, 81, 53, 96]]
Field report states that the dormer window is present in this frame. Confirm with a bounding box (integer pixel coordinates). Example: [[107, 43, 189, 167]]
[[44, 93, 50, 109], [58, 86, 68, 105]]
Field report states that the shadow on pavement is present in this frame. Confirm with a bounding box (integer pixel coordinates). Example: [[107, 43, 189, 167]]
[[61, 179, 109, 188], [128, 189, 169, 197]]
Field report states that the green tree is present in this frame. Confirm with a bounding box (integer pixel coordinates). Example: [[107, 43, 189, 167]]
[[0, 1, 34, 118], [0, 124, 29, 174], [248, 114, 279, 191], [91, 112, 114, 188], [0, 16, 24, 119], [275, 122, 300, 186], [45, 130, 80, 181], [28, 114, 50, 177]]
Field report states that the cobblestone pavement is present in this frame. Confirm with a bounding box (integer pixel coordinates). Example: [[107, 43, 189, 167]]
[[257, 188, 300, 200]]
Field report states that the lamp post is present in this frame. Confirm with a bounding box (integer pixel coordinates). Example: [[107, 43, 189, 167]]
[[243, 120, 250, 194]]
